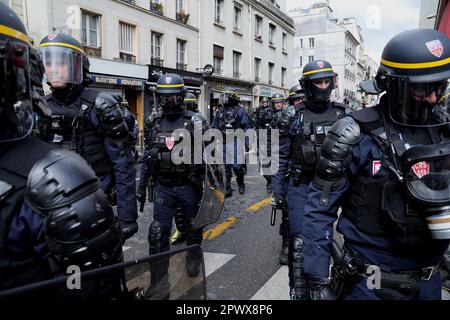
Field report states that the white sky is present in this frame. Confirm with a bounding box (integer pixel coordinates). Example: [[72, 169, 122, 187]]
[[281, 0, 421, 62]]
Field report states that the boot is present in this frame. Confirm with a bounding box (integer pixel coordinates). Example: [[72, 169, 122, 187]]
[[186, 223, 203, 278], [145, 259, 170, 300], [288, 235, 306, 300], [236, 173, 245, 195]]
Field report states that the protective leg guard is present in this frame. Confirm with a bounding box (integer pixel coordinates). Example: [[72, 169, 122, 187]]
[[289, 235, 306, 300], [146, 220, 171, 299], [185, 219, 203, 278], [279, 212, 290, 265]]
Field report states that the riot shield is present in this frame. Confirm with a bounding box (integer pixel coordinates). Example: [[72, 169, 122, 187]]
[[0, 245, 206, 301], [191, 146, 226, 230]]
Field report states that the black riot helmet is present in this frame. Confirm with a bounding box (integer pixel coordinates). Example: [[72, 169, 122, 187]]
[[220, 90, 240, 108], [260, 97, 270, 108], [300, 60, 336, 112], [287, 85, 305, 106], [270, 93, 285, 111], [0, 2, 34, 143], [39, 33, 89, 92], [155, 73, 186, 114], [184, 92, 199, 112], [377, 29, 450, 127]]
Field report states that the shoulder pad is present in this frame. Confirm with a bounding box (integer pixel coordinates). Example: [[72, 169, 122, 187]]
[[331, 102, 347, 112], [349, 107, 380, 124], [328, 116, 361, 145], [25, 149, 100, 212], [283, 105, 297, 120], [183, 110, 196, 118]]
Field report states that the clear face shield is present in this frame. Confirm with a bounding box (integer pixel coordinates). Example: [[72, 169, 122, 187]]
[[388, 76, 449, 127], [0, 39, 33, 143], [39, 46, 83, 89], [272, 100, 285, 111], [401, 142, 450, 239]]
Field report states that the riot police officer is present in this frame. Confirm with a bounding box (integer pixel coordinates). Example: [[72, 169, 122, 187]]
[[251, 97, 270, 127], [184, 92, 199, 113], [255, 93, 285, 193], [120, 98, 139, 163], [303, 29, 450, 300], [287, 85, 305, 109], [138, 74, 209, 299], [212, 91, 252, 197], [0, 3, 123, 297], [37, 34, 138, 241], [272, 60, 346, 300]]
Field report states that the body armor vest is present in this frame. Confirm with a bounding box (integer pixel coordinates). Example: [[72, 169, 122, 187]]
[[218, 106, 241, 133], [290, 102, 345, 173], [258, 107, 278, 129], [343, 106, 446, 255], [0, 138, 53, 289], [45, 88, 112, 177], [147, 111, 196, 186]]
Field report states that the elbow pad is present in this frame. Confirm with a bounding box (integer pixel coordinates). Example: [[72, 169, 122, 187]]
[[25, 149, 123, 270], [314, 117, 361, 205], [95, 93, 129, 141]]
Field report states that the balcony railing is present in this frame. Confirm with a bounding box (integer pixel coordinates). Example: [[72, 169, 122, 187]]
[[254, 77, 261, 82], [151, 57, 164, 66], [268, 80, 273, 85], [214, 68, 223, 76], [176, 63, 187, 71], [233, 26, 241, 33], [120, 52, 136, 63], [150, 2, 163, 15], [233, 72, 241, 79], [176, 11, 189, 24]]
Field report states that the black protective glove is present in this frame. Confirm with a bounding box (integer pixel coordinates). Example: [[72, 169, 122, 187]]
[[271, 194, 286, 210], [305, 276, 337, 300], [137, 184, 146, 204], [119, 220, 138, 242]]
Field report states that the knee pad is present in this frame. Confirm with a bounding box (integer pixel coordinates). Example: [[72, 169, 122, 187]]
[[148, 220, 169, 255], [290, 235, 304, 262]]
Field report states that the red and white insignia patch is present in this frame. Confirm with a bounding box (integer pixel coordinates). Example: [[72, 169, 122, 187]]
[[412, 161, 430, 179], [47, 34, 58, 41], [372, 160, 382, 175], [317, 61, 325, 68], [165, 136, 175, 150], [426, 40, 444, 58]]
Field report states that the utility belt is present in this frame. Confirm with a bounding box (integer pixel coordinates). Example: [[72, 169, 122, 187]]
[[156, 175, 189, 188], [331, 243, 442, 299], [288, 165, 314, 186]]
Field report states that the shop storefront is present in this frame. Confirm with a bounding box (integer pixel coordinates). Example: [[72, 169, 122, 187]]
[[88, 58, 149, 145], [204, 77, 254, 123]]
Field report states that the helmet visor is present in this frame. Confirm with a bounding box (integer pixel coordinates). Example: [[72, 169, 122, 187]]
[[388, 75, 449, 127], [39, 46, 83, 87], [0, 39, 33, 143]]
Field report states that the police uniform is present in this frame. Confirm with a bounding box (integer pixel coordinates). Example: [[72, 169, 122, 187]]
[[303, 29, 450, 300], [138, 74, 209, 299], [38, 34, 138, 240], [212, 91, 252, 197], [272, 61, 345, 300]]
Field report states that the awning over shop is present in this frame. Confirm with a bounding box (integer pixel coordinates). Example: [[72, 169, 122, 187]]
[[90, 74, 146, 89]]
